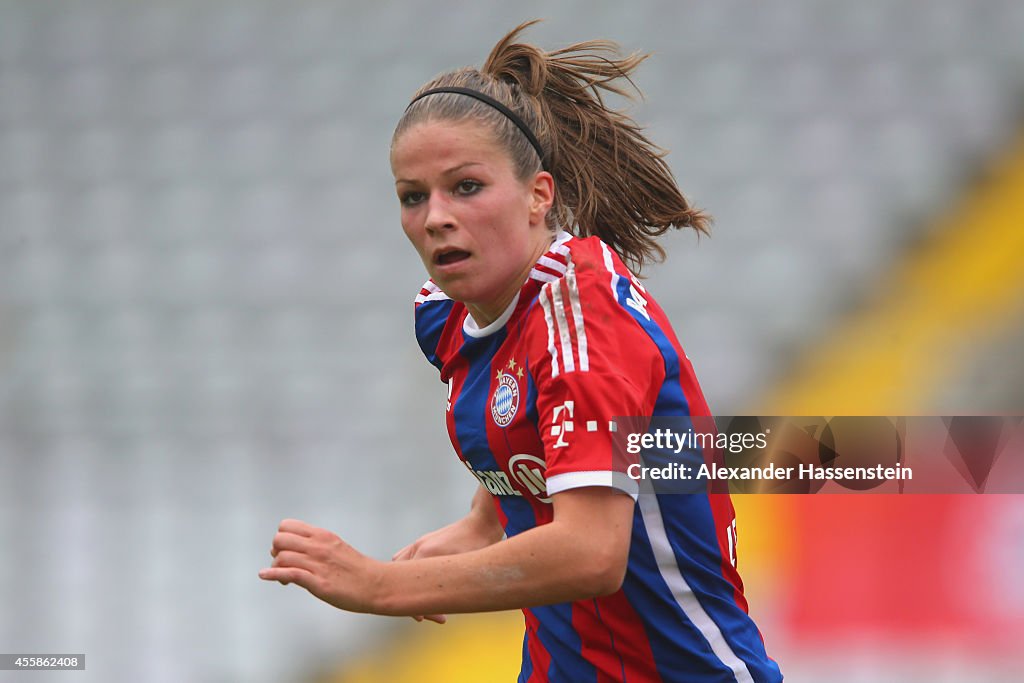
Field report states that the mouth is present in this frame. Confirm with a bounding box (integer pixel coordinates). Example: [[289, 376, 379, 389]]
[[433, 248, 471, 267]]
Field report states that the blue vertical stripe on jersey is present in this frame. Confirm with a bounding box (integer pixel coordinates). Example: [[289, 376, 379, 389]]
[[451, 327, 539, 539], [530, 603, 597, 683], [494, 364, 546, 538], [498, 496, 542, 539], [451, 328, 506, 472], [415, 299, 455, 371]]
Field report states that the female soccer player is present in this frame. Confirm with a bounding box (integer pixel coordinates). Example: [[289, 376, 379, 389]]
[[260, 21, 783, 682]]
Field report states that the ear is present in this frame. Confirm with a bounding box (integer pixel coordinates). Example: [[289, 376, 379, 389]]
[[528, 171, 555, 226]]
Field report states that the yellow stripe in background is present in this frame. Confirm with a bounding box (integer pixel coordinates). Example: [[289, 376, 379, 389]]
[[325, 613, 523, 683], [764, 130, 1024, 416], [326, 128, 1024, 683]]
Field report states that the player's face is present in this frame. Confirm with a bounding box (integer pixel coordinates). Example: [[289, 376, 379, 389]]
[[391, 119, 554, 326]]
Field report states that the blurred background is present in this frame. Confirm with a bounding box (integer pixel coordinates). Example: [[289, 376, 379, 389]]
[[1, 0, 1023, 681]]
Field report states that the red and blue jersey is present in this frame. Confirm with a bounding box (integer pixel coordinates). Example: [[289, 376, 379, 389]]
[[414, 233, 783, 683]]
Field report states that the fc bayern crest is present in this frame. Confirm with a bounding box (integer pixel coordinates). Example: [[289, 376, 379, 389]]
[[491, 371, 520, 427]]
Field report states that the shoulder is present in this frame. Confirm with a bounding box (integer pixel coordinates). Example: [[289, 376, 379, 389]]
[[536, 235, 648, 321], [560, 234, 619, 278], [525, 235, 661, 376], [414, 279, 460, 372], [414, 279, 451, 309]]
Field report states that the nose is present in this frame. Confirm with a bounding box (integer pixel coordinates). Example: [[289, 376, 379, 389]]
[[423, 194, 456, 236]]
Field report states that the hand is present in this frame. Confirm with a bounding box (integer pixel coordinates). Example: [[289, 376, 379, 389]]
[[259, 519, 381, 614], [392, 511, 503, 624]]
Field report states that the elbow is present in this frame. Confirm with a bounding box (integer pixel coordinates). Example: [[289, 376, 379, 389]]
[[578, 546, 629, 597], [596, 558, 629, 596]]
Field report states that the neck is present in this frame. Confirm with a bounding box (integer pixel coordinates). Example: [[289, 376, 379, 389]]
[[466, 230, 557, 327]]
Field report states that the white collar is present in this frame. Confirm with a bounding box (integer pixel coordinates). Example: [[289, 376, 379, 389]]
[[463, 292, 521, 338]]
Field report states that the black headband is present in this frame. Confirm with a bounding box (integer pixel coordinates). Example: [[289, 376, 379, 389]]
[[406, 86, 547, 170]]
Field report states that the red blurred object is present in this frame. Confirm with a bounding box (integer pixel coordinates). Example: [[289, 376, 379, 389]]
[[785, 495, 1024, 653]]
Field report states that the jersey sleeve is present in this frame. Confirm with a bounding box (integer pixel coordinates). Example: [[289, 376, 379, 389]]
[[526, 259, 665, 500], [414, 279, 455, 374]]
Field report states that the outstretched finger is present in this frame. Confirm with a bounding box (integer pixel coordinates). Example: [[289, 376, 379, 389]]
[[259, 566, 315, 588]]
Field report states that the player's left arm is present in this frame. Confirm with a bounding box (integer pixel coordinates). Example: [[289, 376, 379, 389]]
[[259, 485, 634, 616]]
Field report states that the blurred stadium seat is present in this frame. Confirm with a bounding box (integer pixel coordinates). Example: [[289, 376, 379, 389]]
[[1, 1, 1022, 681]]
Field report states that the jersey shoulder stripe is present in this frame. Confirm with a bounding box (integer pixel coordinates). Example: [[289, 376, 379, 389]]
[[535, 235, 654, 379], [414, 279, 456, 373], [538, 256, 591, 377], [529, 232, 571, 283], [415, 279, 450, 306]]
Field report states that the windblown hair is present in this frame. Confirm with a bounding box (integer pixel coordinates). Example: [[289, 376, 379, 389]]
[[392, 20, 709, 273]]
